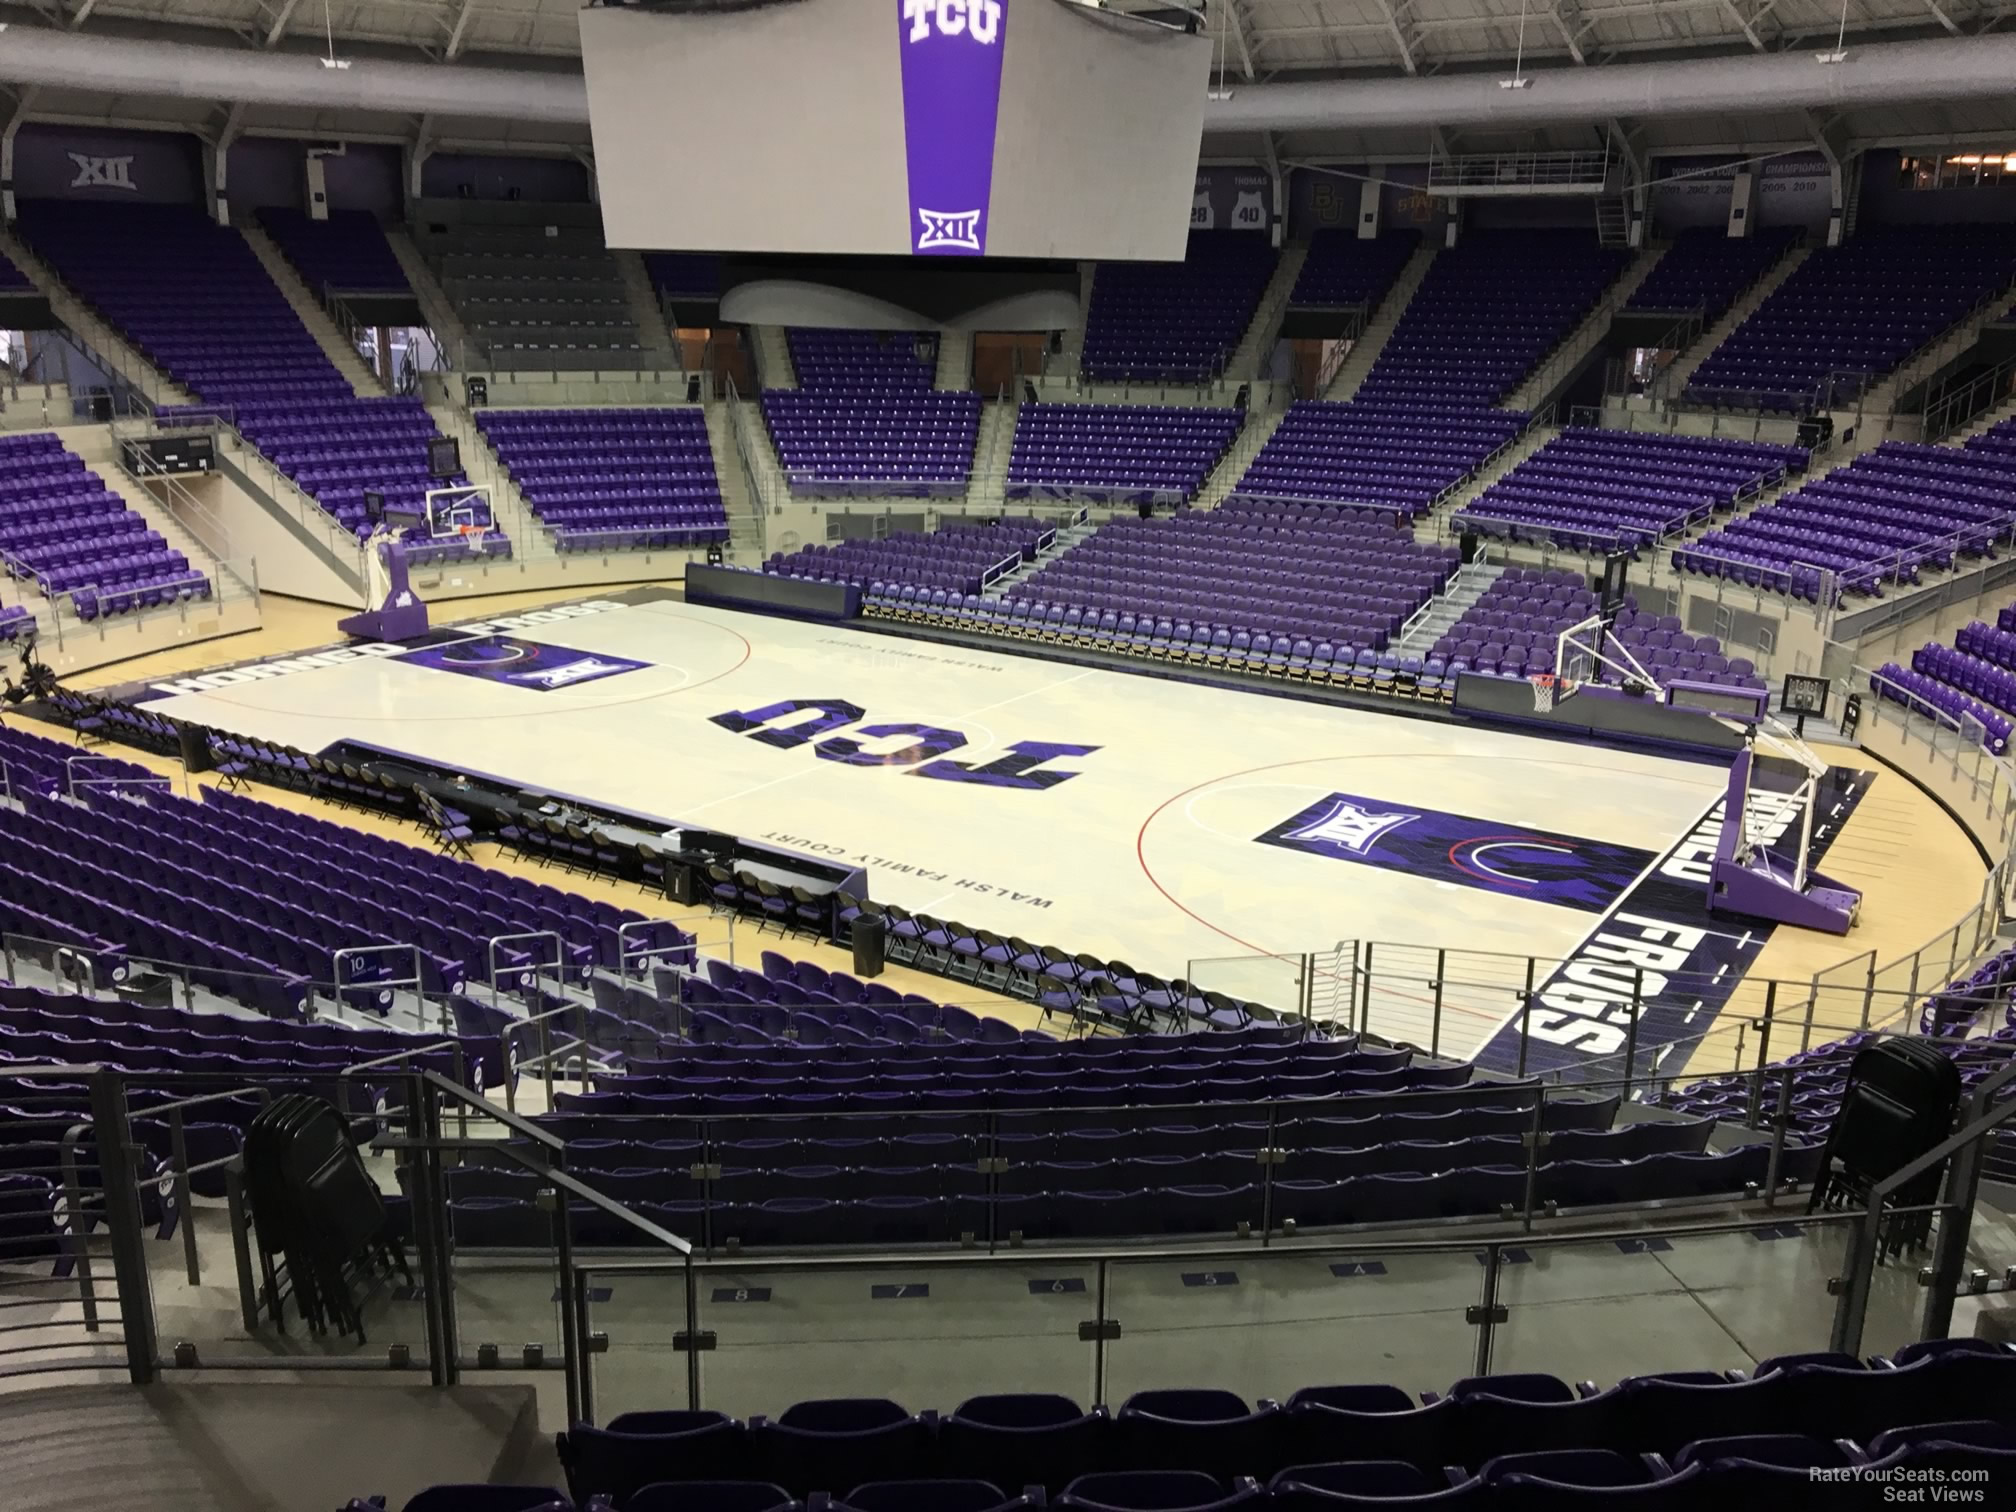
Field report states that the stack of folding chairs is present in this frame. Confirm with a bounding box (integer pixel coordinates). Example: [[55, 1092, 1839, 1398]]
[[245, 1092, 407, 1341]]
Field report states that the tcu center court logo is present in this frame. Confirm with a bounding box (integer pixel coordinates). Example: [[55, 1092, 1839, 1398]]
[[916, 209, 983, 252], [507, 656, 636, 690], [68, 153, 137, 191], [1283, 799, 1418, 855], [712, 697, 1096, 790]]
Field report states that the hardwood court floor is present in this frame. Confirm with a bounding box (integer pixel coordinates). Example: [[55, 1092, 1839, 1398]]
[[79, 587, 1984, 1066]]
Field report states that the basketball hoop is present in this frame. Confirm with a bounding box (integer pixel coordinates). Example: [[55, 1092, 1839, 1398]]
[[455, 523, 489, 553], [1529, 672, 1577, 713]]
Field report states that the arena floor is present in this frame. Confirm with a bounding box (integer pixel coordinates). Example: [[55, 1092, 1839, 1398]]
[[105, 585, 1983, 1069]]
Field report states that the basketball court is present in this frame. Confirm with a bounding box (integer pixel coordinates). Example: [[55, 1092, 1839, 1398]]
[[104, 586, 1926, 1068]]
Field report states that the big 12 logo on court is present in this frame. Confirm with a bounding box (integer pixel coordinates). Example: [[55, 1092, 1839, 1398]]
[[711, 698, 1096, 791]]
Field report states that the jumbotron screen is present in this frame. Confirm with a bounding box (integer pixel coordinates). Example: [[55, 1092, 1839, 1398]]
[[579, 0, 1212, 260]]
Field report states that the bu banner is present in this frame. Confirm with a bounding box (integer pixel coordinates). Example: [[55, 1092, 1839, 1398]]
[[899, 0, 1007, 255]]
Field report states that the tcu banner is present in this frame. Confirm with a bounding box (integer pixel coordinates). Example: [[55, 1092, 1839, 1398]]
[[899, 0, 1008, 255]]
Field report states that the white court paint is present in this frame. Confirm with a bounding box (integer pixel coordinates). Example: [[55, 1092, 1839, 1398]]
[[139, 599, 1728, 1056]]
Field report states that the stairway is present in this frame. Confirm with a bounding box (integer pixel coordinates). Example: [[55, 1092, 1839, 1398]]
[[1433, 422, 1561, 522], [961, 399, 1017, 514], [1194, 407, 1288, 509], [1956, 389, 2016, 444], [82, 452, 246, 597], [1595, 196, 1631, 249], [383, 228, 476, 368], [1395, 561, 1507, 657], [935, 331, 972, 392], [753, 325, 796, 390], [1322, 244, 1437, 402], [704, 401, 766, 561], [1054, 261, 1097, 378], [0, 227, 194, 407], [718, 393, 792, 545], [1862, 284, 2016, 416], [1228, 242, 1308, 381], [238, 223, 384, 395], [612, 250, 681, 369], [1658, 245, 1810, 397], [982, 518, 1098, 598], [1503, 245, 1664, 413], [426, 403, 547, 553]]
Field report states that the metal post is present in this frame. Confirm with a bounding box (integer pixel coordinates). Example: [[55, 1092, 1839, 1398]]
[[225, 1160, 260, 1334], [684, 1248, 703, 1410], [86, 1068, 157, 1383], [1516, 959, 1536, 1078], [1762, 1073, 1793, 1208], [1430, 948, 1446, 1059], [1092, 1257, 1110, 1408], [1358, 943, 1375, 1038], [1259, 1102, 1278, 1247], [59, 1130, 102, 1333], [1473, 1245, 1501, 1377], [168, 1105, 200, 1285], [403, 1073, 454, 1387], [1919, 1133, 1985, 1344], [1801, 980, 1818, 1054], [1754, 980, 1777, 1080], [539, 1014, 555, 1108], [1621, 968, 1644, 1099], [1520, 1093, 1546, 1231], [1828, 1203, 1883, 1359], [553, 1188, 582, 1427]]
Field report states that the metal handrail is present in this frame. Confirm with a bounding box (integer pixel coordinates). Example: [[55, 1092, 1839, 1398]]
[[1921, 351, 2016, 443]]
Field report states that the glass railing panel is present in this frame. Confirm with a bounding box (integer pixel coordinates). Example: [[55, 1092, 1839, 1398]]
[[1489, 1232, 1751, 1383], [1102, 1246, 1484, 1405], [588, 1256, 1096, 1420], [1487, 1204, 1933, 1383]]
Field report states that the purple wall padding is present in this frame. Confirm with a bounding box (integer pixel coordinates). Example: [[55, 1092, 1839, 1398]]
[[420, 152, 591, 203], [322, 144, 403, 216], [226, 136, 304, 210], [12, 124, 201, 204]]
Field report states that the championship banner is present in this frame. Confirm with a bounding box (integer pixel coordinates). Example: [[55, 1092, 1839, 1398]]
[[899, 0, 1008, 255]]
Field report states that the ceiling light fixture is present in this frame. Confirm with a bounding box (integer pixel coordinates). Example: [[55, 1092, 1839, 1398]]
[[1499, 0, 1533, 88], [320, 0, 353, 69]]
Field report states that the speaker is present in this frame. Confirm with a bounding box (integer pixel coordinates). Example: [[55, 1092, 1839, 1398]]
[[89, 392, 113, 423], [177, 724, 213, 774], [1459, 531, 1481, 564], [666, 863, 702, 907], [851, 916, 887, 978]]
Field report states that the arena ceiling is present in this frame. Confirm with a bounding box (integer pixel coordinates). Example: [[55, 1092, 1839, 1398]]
[[0, 0, 2012, 163]]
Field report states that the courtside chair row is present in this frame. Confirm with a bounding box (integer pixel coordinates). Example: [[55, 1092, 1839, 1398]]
[[356, 1345, 2016, 1511]]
